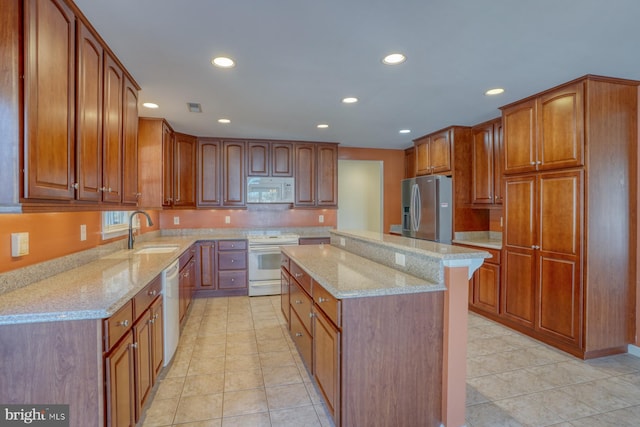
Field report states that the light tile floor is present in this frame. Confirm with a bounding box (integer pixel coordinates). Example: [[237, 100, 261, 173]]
[[140, 296, 640, 427]]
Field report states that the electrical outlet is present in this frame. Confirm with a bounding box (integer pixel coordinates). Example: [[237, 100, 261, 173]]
[[80, 224, 87, 241], [318, 214, 324, 223], [173, 216, 180, 225], [340, 237, 346, 247], [500, 216, 503, 227], [225, 216, 231, 224], [11, 232, 29, 257], [395, 252, 406, 267]]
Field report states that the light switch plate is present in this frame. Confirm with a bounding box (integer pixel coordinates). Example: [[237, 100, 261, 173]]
[[225, 216, 231, 224], [173, 216, 180, 225], [318, 215, 324, 223], [80, 224, 87, 241], [11, 232, 29, 257]]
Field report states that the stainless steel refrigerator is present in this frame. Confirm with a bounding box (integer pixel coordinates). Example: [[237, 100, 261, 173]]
[[401, 175, 452, 243]]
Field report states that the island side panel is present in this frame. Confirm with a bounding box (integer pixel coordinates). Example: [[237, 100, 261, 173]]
[[341, 291, 444, 427], [0, 319, 103, 427]]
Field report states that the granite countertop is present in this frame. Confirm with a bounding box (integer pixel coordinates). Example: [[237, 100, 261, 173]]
[[452, 231, 502, 250], [0, 234, 245, 326], [282, 245, 446, 299]]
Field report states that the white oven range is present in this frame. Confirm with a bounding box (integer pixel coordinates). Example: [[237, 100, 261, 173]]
[[247, 233, 299, 296]]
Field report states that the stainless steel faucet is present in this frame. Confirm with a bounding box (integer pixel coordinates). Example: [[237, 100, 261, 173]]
[[128, 210, 154, 249]]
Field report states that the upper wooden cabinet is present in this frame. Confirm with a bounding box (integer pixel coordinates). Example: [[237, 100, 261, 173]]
[[502, 81, 584, 175], [404, 147, 416, 179], [414, 128, 453, 176], [197, 138, 222, 207], [173, 133, 197, 208], [222, 140, 246, 207], [471, 117, 503, 205], [162, 124, 174, 207], [17, 0, 140, 208], [137, 118, 172, 208], [247, 141, 294, 177], [294, 143, 338, 207]]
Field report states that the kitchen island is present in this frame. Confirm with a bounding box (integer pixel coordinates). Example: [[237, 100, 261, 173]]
[[282, 230, 489, 427]]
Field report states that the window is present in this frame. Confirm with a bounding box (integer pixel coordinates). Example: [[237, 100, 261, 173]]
[[102, 211, 137, 240]]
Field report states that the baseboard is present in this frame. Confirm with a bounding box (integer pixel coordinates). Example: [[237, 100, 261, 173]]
[[628, 344, 640, 358]]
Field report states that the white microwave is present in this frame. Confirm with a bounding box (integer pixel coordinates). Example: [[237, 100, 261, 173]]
[[247, 177, 295, 203]]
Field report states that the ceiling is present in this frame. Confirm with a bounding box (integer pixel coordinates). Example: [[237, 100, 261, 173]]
[[74, 0, 640, 149]]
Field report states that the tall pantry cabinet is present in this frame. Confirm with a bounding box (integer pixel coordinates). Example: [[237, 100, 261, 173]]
[[501, 75, 638, 358]]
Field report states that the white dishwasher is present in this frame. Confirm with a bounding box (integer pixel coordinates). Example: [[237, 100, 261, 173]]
[[162, 259, 180, 366]]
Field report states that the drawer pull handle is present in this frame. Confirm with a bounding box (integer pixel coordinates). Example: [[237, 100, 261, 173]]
[[148, 290, 157, 296], [118, 320, 129, 327], [294, 273, 303, 278], [318, 297, 328, 303], [295, 300, 302, 304], [295, 332, 303, 337]]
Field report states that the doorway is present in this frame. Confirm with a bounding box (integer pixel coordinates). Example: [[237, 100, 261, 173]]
[[337, 160, 383, 232]]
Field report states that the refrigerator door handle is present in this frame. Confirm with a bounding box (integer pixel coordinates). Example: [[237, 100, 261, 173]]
[[414, 183, 421, 230]]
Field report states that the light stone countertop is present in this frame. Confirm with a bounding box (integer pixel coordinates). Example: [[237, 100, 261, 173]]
[[282, 244, 446, 299], [0, 235, 245, 325], [452, 231, 502, 250]]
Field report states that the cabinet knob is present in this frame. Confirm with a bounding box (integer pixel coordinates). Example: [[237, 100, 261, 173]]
[[318, 297, 327, 303], [309, 312, 314, 318], [294, 299, 302, 304], [71, 183, 79, 190], [530, 161, 536, 165], [118, 320, 129, 327], [294, 273, 303, 278], [148, 290, 157, 296], [130, 342, 138, 349], [295, 332, 303, 337], [149, 318, 154, 325], [532, 245, 540, 249]]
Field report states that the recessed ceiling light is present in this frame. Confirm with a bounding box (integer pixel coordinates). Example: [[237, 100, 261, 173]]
[[187, 102, 202, 113], [142, 102, 159, 109], [317, 124, 329, 129], [342, 97, 358, 104], [399, 129, 411, 134], [382, 53, 406, 65], [212, 56, 235, 68], [485, 88, 505, 96], [218, 118, 231, 124]]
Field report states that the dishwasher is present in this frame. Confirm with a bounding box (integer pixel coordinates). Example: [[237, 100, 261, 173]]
[[162, 259, 180, 366]]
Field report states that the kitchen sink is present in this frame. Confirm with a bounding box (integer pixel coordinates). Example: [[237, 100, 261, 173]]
[[135, 245, 180, 255]]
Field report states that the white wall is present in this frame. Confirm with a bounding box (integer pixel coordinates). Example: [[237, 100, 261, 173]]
[[337, 160, 383, 232]]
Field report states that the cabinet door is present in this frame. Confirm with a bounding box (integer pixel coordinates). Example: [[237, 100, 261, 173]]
[[133, 310, 153, 421], [150, 298, 164, 379], [537, 83, 584, 171], [106, 332, 135, 427], [272, 142, 294, 177], [313, 308, 340, 420], [222, 141, 246, 206], [502, 175, 536, 327], [429, 129, 452, 174], [198, 242, 216, 289], [174, 133, 196, 207], [75, 22, 102, 202], [472, 263, 500, 315], [503, 99, 536, 175], [281, 270, 290, 324], [415, 139, 430, 175], [122, 76, 139, 205], [536, 170, 582, 345], [404, 147, 416, 179], [316, 144, 338, 206], [197, 139, 221, 207], [471, 124, 494, 204], [24, 0, 75, 200], [102, 53, 124, 203], [162, 123, 174, 207], [493, 120, 504, 204], [247, 142, 269, 176], [294, 143, 316, 206]]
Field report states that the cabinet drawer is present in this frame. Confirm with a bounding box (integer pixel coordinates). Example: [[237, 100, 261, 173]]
[[218, 251, 247, 270], [290, 261, 312, 294], [314, 284, 340, 327], [281, 253, 290, 272], [218, 270, 247, 289], [290, 309, 313, 373], [484, 247, 501, 265], [104, 300, 134, 350], [290, 280, 313, 334], [179, 247, 195, 269], [133, 275, 162, 319], [218, 240, 247, 251]]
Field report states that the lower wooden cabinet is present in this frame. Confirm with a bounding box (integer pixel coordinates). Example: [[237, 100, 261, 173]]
[[312, 306, 340, 419], [457, 245, 501, 317], [133, 310, 153, 418], [196, 240, 248, 297], [106, 331, 135, 427]]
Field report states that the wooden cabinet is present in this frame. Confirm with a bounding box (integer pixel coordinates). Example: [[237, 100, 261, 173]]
[[497, 75, 638, 358], [173, 133, 197, 207], [76, 21, 103, 202], [503, 82, 584, 175], [471, 118, 503, 205], [106, 330, 135, 427], [122, 76, 139, 205], [137, 118, 173, 208], [102, 53, 124, 203], [313, 306, 340, 419], [248, 141, 294, 177], [133, 309, 153, 419], [23, 0, 76, 200], [458, 244, 501, 316], [195, 240, 247, 297], [414, 128, 452, 176], [197, 139, 222, 207], [179, 248, 196, 323], [222, 140, 246, 207], [404, 147, 416, 179], [162, 124, 175, 207], [294, 143, 338, 207]]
